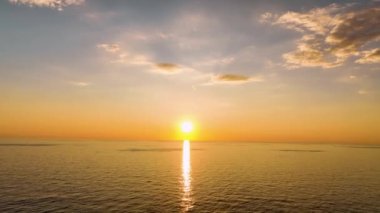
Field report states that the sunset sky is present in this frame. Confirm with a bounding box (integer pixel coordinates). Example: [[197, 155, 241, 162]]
[[0, 0, 379, 143]]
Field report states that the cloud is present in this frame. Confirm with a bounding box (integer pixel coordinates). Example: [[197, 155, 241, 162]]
[[216, 74, 250, 81], [206, 74, 263, 85], [97, 43, 190, 75], [282, 35, 341, 68], [270, 4, 344, 35], [326, 8, 380, 59], [69, 81, 91, 87], [337, 74, 359, 83], [357, 89, 370, 95], [356, 48, 380, 64], [97, 43, 151, 66], [96, 43, 121, 53], [195, 57, 235, 67], [114, 52, 152, 66], [9, 0, 84, 10], [259, 12, 277, 24], [262, 4, 380, 68], [154, 63, 181, 74]]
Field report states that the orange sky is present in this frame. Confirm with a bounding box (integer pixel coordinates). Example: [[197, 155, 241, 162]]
[[1, 90, 379, 143]]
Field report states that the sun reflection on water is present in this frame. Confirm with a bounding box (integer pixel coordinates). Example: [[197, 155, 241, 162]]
[[181, 140, 193, 211]]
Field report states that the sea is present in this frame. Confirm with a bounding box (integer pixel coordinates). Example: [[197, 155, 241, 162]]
[[0, 140, 379, 212]]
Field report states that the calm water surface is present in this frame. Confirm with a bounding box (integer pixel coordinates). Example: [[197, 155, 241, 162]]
[[0, 140, 379, 212]]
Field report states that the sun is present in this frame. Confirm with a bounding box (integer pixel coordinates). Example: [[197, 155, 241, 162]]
[[181, 121, 193, 133]]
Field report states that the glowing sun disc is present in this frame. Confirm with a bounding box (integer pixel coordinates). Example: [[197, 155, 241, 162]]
[[181, 121, 193, 133]]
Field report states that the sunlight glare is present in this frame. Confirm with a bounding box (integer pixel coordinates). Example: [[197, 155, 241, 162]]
[[181, 139, 192, 211], [181, 121, 193, 133]]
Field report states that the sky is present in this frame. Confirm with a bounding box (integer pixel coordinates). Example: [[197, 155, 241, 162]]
[[0, 0, 379, 143]]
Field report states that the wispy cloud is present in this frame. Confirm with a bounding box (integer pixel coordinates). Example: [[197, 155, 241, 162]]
[[9, 0, 84, 10], [153, 63, 183, 74], [97, 43, 190, 75], [356, 48, 380, 64], [195, 57, 235, 67], [262, 4, 380, 68], [282, 34, 341, 69], [97, 43, 151, 65], [262, 4, 343, 34], [337, 75, 359, 84], [69, 81, 91, 87], [206, 74, 263, 85], [357, 89, 370, 95], [96, 43, 121, 53]]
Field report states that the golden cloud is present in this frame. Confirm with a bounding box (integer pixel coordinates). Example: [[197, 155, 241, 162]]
[[262, 4, 380, 68], [356, 48, 380, 64], [326, 8, 380, 58], [216, 74, 250, 81], [155, 63, 180, 72], [207, 74, 263, 85]]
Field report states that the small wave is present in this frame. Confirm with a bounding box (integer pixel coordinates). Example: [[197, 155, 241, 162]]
[[278, 149, 324, 152], [347, 146, 380, 149]]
